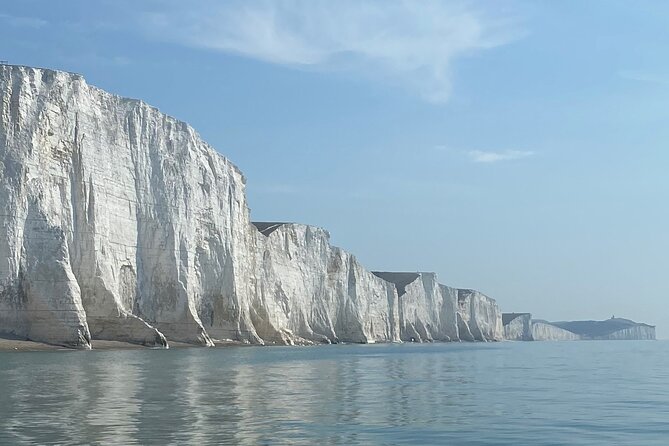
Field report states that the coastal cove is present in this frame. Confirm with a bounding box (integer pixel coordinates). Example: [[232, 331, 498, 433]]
[[2, 341, 668, 445]]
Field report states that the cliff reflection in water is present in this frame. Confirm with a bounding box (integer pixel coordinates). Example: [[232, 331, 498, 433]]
[[2, 341, 669, 445], [0, 344, 475, 445]]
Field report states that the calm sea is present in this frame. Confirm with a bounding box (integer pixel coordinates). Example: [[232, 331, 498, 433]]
[[0, 341, 667, 445]]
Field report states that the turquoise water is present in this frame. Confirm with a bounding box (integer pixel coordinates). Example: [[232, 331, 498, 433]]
[[1, 341, 667, 445]]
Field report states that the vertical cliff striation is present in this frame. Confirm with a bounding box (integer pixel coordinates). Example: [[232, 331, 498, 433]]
[[457, 289, 504, 341], [0, 65, 504, 348], [250, 222, 401, 344], [531, 321, 581, 341], [372, 272, 503, 342], [503, 313, 533, 341]]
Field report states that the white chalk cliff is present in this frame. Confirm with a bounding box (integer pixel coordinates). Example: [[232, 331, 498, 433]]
[[503, 316, 656, 341], [371, 272, 503, 342], [530, 320, 580, 341], [502, 313, 533, 341], [0, 65, 504, 348]]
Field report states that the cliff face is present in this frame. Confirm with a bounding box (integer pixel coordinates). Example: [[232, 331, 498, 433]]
[[250, 223, 401, 344], [373, 272, 450, 342], [0, 65, 253, 347], [502, 316, 656, 342], [531, 321, 580, 341], [370, 272, 503, 342], [0, 65, 504, 348], [597, 326, 655, 340], [457, 289, 504, 342], [502, 313, 533, 341]]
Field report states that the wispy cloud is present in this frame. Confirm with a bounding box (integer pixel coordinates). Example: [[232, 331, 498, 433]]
[[432, 145, 535, 163], [619, 70, 668, 85], [139, 0, 523, 103], [467, 150, 534, 163], [0, 13, 47, 29]]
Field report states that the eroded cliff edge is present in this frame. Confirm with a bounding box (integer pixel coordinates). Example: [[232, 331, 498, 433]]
[[0, 65, 504, 348]]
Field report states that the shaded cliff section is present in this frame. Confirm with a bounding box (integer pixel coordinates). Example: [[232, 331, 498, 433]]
[[0, 65, 506, 349]]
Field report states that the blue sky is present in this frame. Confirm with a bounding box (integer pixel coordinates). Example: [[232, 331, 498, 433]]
[[2, 0, 668, 336]]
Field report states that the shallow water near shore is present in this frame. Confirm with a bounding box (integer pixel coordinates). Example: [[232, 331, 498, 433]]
[[1, 341, 667, 445]]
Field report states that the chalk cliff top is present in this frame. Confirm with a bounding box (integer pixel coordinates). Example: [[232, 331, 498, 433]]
[[371, 272, 421, 296], [0, 63, 246, 181], [1, 62, 85, 78], [252, 222, 331, 238]]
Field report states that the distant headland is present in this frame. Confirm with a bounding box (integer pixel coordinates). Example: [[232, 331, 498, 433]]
[[503, 314, 655, 341]]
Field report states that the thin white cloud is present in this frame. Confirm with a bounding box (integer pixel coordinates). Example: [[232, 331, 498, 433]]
[[0, 13, 47, 29], [467, 150, 534, 163], [139, 0, 523, 103], [619, 70, 668, 85]]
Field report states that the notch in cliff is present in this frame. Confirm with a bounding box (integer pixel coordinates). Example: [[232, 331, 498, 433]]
[[253, 222, 295, 237], [371, 272, 420, 297], [502, 312, 532, 326]]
